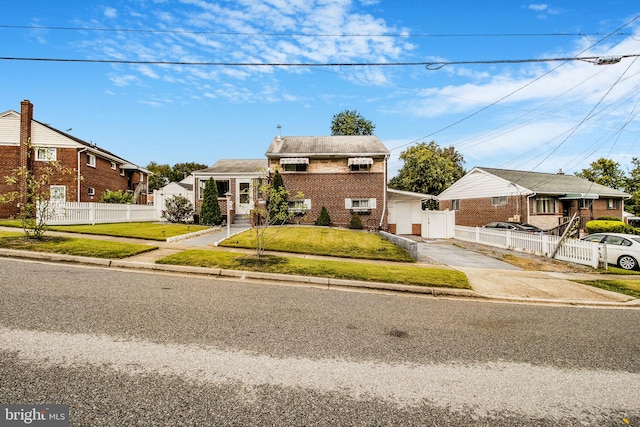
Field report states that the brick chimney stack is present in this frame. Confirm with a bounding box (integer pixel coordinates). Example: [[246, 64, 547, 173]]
[[19, 100, 34, 205]]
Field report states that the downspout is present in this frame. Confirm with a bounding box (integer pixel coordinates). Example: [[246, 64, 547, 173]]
[[77, 148, 88, 202], [526, 192, 536, 224], [379, 154, 389, 229]]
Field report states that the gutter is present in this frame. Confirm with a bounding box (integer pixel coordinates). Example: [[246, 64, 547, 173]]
[[77, 147, 88, 202], [379, 154, 389, 229]]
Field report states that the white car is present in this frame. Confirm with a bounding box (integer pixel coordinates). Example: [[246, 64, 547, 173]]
[[582, 233, 640, 270]]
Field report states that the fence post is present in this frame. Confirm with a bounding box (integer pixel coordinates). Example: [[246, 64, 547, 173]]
[[541, 234, 550, 257], [90, 203, 95, 225]]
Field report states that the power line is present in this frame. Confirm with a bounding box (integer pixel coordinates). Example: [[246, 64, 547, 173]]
[[0, 24, 634, 39], [0, 54, 637, 67]]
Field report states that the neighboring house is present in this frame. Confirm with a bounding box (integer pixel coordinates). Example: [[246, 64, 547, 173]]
[[192, 159, 267, 222], [153, 175, 195, 219], [265, 135, 389, 228], [438, 167, 630, 230], [0, 100, 149, 218]]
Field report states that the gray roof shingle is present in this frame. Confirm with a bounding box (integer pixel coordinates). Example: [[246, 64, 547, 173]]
[[195, 159, 267, 174], [479, 167, 629, 197], [265, 136, 389, 157]]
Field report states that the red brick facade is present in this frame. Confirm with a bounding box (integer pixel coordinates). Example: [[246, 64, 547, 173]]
[[0, 100, 147, 218], [270, 161, 387, 229], [441, 195, 624, 230]]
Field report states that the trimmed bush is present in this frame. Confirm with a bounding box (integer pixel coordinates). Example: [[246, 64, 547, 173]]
[[586, 220, 637, 235], [349, 212, 363, 230], [315, 206, 331, 226]]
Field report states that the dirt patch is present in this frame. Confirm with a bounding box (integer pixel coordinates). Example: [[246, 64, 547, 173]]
[[451, 240, 596, 273]]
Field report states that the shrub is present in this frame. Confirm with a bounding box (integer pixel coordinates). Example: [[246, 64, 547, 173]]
[[586, 220, 637, 235], [100, 189, 134, 204], [596, 216, 622, 222], [315, 206, 331, 226], [349, 212, 363, 230], [162, 195, 194, 223], [200, 178, 222, 225]]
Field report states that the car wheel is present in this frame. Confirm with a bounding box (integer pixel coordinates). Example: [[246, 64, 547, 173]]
[[617, 255, 638, 270]]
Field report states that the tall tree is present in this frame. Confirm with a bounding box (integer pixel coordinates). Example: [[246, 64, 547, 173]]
[[146, 162, 173, 191], [624, 157, 640, 215], [575, 158, 626, 190], [171, 162, 208, 182], [200, 178, 221, 225], [330, 110, 375, 136], [388, 141, 465, 196]]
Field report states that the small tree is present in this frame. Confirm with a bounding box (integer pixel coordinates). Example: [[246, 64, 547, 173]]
[[100, 189, 134, 204], [349, 212, 363, 229], [162, 195, 194, 223], [200, 178, 222, 225], [252, 173, 305, 258], [0, 139, 77, 239], [315, 206, 331, 226]]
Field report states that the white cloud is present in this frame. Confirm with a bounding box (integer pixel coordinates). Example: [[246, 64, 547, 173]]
[[103, 7, 118, 19], [528, 4, 548, 12]]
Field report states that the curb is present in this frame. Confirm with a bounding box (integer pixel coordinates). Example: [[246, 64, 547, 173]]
[[1, 249, 638, 307]]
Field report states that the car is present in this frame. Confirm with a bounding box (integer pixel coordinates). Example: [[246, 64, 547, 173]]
[[483, 221, 545, 233], [581, 232, 640, 270]]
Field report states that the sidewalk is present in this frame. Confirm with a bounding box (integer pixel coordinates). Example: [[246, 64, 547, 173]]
[[1, 226, 638, 307]]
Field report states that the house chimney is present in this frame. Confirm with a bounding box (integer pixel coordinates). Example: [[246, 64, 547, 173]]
[[20, 100, 33, 167]]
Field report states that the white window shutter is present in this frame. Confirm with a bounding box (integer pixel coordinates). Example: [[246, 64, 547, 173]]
[[369, 198, 377, 209], [345, 199, 352, 209], [304, 199, 312, 210]]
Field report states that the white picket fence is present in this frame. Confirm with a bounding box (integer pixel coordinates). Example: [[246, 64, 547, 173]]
[[39, 202, 158, 225], [454, 225, 601, 268]]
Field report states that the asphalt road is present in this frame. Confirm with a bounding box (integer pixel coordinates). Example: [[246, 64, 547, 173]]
[[1, 258, 639, 426]]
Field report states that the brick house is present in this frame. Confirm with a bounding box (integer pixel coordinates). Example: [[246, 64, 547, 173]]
[[191, 159, 267, 223], [266, 135, 390, 229], [438, 167, 630, 231], [0, 100, 149, 218]]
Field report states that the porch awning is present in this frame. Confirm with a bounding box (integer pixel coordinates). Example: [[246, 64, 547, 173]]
[[347, 157, 374, 166], [559, 193, 599, 200], [280, 157, 309, 165]]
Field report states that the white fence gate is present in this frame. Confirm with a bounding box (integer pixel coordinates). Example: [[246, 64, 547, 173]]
[[454, 225, 600, 268], [421, 210, 455, 239], [39, 202, 158, 225]]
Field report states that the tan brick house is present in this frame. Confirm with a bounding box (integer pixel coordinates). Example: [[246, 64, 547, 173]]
[[266, 135, 390, 229], [438, 167, 630, 231], [0, 100, 149, 218]]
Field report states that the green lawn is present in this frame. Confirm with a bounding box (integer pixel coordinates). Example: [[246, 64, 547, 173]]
[[157, 250, 469, 289], [0, 231, 157, 259], [220, 226, 414, 262], [574, 278, 640, 299], [0, 220, 211, 241]]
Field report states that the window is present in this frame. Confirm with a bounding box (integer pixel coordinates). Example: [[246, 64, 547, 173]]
[[288, 199, 310, 213], [348, 157, 373, 172], [119, 166, 125, 176], [111, 161, 117, 170], [535, 197, 556, 214], [346, 198, 376, 212], [451, 199, 460, 210], [88, 187, 95, 196], [283, 163, 308, 172], [579, 198, 592, 209], [35, 147, 56, 161], [607, 198, 621, 210], [491, 196, 507, 206], [86, 153, 96, 167], [216, 180, 230, 198], [50, 185, 66, 202]]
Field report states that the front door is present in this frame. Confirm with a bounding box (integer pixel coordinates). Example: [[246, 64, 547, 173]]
[[236, 181, 252, 215]]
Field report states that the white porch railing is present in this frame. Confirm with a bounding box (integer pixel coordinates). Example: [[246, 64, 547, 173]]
[[454, 225, 600, 268], [39, 202, 158, 225]]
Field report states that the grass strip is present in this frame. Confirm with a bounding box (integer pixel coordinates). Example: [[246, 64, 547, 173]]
[[220, 226, 414, 262], [157, 250, 469, 289], [0, 220, 211, 241], [0, 231, 157, 259], [574, 278, 640, 299]]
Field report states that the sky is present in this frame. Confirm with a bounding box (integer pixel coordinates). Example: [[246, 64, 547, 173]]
[[2, 0, 640, 179]]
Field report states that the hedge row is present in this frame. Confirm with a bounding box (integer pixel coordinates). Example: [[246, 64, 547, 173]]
[[585, 220, 638, 235]]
